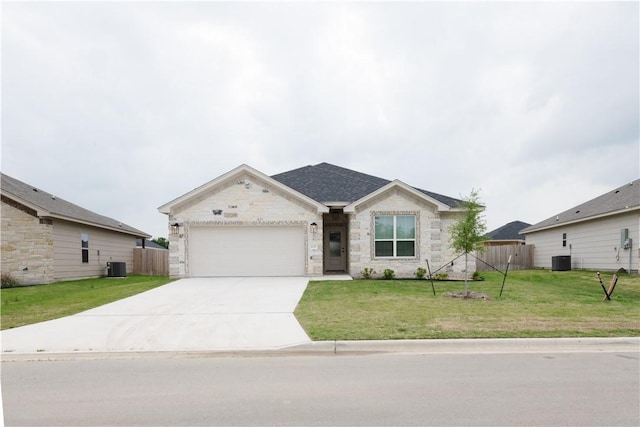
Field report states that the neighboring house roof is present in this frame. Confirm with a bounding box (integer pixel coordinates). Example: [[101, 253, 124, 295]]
[[271, 162, 463, 207], [136, 239, 168, 250], [486, 220, 531, 241], [521, 179, 640, 234], [1, 173, 150, 238]]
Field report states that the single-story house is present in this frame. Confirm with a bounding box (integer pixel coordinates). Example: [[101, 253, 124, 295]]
[[158, 163, 471, 279], [484, 220, 530, 246], [136, 238, 169, 251], [521, 179, 639, 273], [1, 173, 151, 285], [476, 220, 533, 272]]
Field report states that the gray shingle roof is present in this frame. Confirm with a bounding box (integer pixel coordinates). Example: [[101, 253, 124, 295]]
[[271, 163, 463, 207], [522, 179, 640, 233], [1, 173, 149, 237], [486, 220, 531, 240], [136, 239, 168, 250]]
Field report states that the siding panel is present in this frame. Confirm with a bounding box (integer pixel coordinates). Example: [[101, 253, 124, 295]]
[[53, 220, 137, 281], [526, 212, 639, 272]]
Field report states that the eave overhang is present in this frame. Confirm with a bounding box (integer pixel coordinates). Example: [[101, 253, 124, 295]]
[[343, 180, 457, 213], [1, 191, 150, 238], [521, 206, 640, 234], [158, 164, 330, 215]]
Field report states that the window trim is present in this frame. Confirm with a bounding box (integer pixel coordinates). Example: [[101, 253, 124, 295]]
[[372, 212, 418, 259], [81, 233, 89, 263]]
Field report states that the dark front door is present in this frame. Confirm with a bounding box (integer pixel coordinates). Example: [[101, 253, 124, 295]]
[[325, 227, 346, 272]]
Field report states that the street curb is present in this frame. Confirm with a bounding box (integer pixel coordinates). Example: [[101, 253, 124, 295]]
[[283, 337, 640, 355], [2, 337, 638, 361]]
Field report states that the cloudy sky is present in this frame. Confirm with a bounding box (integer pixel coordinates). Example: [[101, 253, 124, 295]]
[[2, 1, 638, 239]]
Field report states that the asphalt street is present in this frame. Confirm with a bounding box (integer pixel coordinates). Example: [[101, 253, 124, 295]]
[[3, 351, 639, 426]]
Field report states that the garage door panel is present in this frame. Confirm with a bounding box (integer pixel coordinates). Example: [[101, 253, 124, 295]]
[[189, 226, 305, 277]]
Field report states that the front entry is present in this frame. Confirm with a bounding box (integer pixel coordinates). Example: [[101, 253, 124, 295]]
[[324, 227, 347, 272]]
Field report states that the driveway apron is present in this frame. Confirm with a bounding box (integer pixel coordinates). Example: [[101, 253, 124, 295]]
[[1, 277, 312, 354]]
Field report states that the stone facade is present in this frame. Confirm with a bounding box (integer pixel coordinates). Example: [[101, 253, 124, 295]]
[[167, 172, 324, 278], [1, 199, 54, 285], [348, 188, 474, 279], [161, 166, 475, 279]]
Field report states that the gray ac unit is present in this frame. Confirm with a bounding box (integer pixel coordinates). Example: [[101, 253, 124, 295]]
[[551, 256, 571, 271], [107, 262, 127, 278]]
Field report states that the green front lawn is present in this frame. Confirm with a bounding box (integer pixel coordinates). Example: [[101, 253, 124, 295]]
[[1, 275, 173, 330], [294, 270, 640, 340]]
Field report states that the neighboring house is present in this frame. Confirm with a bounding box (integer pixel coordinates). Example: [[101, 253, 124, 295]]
[[521, 179, 639, 273], [158, 163, 470, 279], [484, 220, 530, 246], [476, 220, 533, 272], [136, 239, 169, 251], [1, 173, 151, 285]]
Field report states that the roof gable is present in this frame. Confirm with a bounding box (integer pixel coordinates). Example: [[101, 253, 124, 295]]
[[522, 179, 640, 233], [272, 162, 462, 207], [1, 173, 149, 237], [343, 179, 456, 213], [158, 164, 329, 215]]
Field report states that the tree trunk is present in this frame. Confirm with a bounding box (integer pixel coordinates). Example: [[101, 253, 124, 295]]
[[464, 251, 469, 295]]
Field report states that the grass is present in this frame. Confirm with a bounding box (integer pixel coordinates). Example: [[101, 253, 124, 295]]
[[1, 275, 173, 330], [294, 270, 640, 340]]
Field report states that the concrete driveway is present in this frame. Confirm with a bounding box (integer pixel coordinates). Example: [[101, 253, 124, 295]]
[[1, 277, 312, 354]]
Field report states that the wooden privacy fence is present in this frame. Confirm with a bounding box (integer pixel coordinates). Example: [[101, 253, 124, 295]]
[[475, 245, 534, 272], [133, 248, 169, 276]]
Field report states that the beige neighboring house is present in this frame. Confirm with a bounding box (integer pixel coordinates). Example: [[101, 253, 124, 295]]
[[521, 179, 639, 273], [1, 173, 150, 285], [158, 163, 471, 279]]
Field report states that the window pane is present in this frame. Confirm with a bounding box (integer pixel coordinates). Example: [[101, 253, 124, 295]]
[[397, 241, 415, 257], [396, 216, 415, 239], [375, 216, 393, 239], [329, 232, 341, 257], [375, 241, 393, 257], [82, 249, 89, 263], [81, 233, 89, 249]]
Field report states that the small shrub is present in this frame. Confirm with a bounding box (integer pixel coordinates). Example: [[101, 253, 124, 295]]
[[415, 267, 427, 279], [382, 269, 395, 280], [361, 268, 376, 279], [1, 273, 21, 289], [472, 271, 481, 280], [434, 273, 448, 281]]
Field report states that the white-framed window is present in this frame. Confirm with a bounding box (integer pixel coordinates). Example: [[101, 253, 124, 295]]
[[81, 233, 89, 263], [374, 215, 416, 257]]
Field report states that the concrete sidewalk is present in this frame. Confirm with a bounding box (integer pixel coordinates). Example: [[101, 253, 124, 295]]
[[2, 337, 638, 361]]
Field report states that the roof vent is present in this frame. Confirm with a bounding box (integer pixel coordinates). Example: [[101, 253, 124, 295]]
[[575, 210, 580, 214], [33, 188, 38, 192]]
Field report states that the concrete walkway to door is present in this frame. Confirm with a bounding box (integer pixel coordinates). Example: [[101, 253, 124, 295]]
[[1, 277, 312, 354]]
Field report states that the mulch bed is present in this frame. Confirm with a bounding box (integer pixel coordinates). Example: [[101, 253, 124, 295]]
[[443, 291, 492, 300]]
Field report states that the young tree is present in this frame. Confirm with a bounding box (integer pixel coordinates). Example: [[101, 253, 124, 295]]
[[449, 189, 487, 294]]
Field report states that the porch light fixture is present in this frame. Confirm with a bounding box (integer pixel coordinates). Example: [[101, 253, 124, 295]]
[[171, 223, 180, 235], [310, 222, 318, 233]]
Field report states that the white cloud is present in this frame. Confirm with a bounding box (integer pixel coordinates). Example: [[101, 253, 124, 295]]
[[2, 1, 638, 238]]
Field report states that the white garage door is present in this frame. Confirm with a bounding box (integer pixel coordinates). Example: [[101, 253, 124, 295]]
[[189, 226, 305, 277]]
